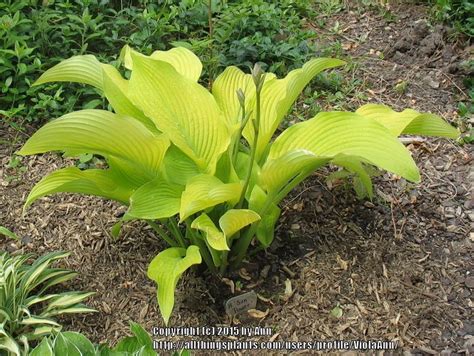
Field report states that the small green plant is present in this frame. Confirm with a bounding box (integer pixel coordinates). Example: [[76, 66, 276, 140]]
[[3, 155, 27, 184], [0, 251, 95, 355], [19, 46, 458, 325], [211, 0, 315, 76], [30, 322, 190, 356], [0, 226, 19, 240], [431, 0, 473, 37]]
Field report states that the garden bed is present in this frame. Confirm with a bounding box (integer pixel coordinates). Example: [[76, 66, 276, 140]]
[[1, 2, 472, 354]]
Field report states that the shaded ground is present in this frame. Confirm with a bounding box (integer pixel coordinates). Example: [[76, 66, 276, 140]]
[[1, 2, 473, 355]]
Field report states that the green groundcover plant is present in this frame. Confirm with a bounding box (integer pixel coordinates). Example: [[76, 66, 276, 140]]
[[30, 321, 190, 356], [18, 46, 458, 324], [0, 251, 95, 355]]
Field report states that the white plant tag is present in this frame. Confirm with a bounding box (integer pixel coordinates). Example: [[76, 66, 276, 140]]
[[225, 291, 257, 316]]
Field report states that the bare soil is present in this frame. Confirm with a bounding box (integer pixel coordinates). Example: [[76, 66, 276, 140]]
[[1, 3, 472, 355]]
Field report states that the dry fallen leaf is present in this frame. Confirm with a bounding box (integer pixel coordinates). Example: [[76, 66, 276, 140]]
[[336, 254, 349, 270], [222, 277, 235, 294], [281, 278, 294, 302], [248, 308, 269, 319], [239, 268, 252, 281]]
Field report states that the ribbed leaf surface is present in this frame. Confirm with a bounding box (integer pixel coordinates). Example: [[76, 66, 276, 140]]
[[270, 112, 420, 182], [243, 58, 346, 160], [24, 167, 133, 208], [33, 55, 103, 89], [191, 213, 228, 251], [126, 178, 183, 220], [18, 110, 170, 181], [179, 175, 242, 221], [356, 104, 458, 138], [147, 246, 201, 325], [129, 53, 229, 173]]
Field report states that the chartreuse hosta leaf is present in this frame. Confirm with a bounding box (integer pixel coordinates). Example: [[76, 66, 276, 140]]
[[242, 58, 347, 161], [356, 104, 459, 138], [18, 110, 168, 171], [126, 177, 183, 220], [101, 64, 157, 133], [191, 209, 260, 251], [248, 185, 281, 247], [219, 209, 261, 239], [162, 146, 201, 186], [128, 51, 230, 174], [259, 150, 331, 195], [269, 112, 421, 183], [33, 55, 104, 89], [147, 246, 201, 325], [330, 154, 374, 198], [191, 213, 228, 251], [18, 109, 170, 188], [179, 175, 242, 221], [24, 167, 134, 208], [121, 44, 203, 82], [212, 66, 255, 126], [24, 45, 459, 325]]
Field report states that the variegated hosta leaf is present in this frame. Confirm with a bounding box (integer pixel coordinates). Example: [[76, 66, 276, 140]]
[[20, 317, 60, 327], [179, 175, 242, 221], [128, 51, 230, 174], [126, 177, 184, 220], [44, 292, 95, 312], [242, 58, 347, 161], [0, 328, 21, 356], [31, 268, 78, 293], [19, 251, 70, 293], [147, 246, 202, 325], [191, 213, 228, 251], [260, 150, 330, 195], [41, 304, 96, 317], [23, 326, 59, 341], [18, 110, 170, 182], [270, 112, 421, 182], [356, 104, 459, 138]]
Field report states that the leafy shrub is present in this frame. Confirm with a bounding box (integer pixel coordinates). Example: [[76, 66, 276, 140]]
[[0, 0, 316, 125], [211, 0, 315, 75], [0, 251, 95, 355], [30, 321, 190, 356], [19, 46, 458, 324], [431, 0, 474, 37]]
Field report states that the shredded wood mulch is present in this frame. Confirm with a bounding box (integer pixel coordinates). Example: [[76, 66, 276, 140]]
[[1, 3, 472, 355]]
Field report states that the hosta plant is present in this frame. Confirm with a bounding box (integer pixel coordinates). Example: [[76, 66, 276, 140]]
[[0, 251, 95, 356], [19, 46, 458, 324], [30, 321, 190, 356]]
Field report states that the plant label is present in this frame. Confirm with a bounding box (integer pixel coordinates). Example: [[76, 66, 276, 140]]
[[225, 291, 257, 316]]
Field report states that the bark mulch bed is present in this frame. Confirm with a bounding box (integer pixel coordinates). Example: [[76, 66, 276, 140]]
[[1, 2, 472, 355]]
